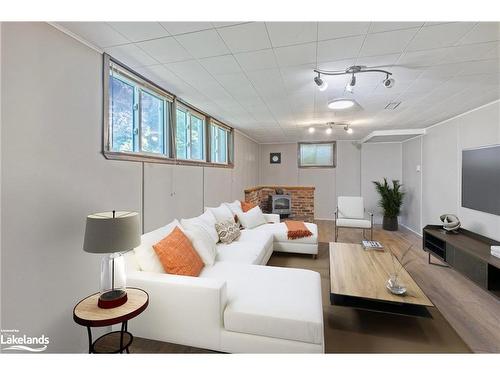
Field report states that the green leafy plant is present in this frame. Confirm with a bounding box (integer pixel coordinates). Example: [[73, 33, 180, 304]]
[[372, 178, 405, 218]]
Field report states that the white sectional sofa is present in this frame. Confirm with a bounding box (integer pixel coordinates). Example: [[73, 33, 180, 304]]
[[124, 202, 323, 353]]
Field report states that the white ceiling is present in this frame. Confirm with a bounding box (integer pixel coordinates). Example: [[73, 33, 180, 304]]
[[55, 21, 500, 143]]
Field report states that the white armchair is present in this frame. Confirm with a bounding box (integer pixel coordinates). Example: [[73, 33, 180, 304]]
[[334, 196, 374, 241]]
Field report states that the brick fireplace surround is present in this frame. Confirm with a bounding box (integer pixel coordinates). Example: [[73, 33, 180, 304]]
[[244, 186, 315, 222]]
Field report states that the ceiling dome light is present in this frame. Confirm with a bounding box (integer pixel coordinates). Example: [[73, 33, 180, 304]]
[[314, 75, 328, 91], [308, 127, 315, 134], [328, 99, 355, 110], [325, 127, 333, 135]]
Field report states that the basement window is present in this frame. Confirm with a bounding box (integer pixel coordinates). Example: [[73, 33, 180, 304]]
[[298, 142, 336, 168], [210, 120, 230, 164]]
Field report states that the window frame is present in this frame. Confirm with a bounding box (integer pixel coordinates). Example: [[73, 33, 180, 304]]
[[103, 54, 234, 169], [297, 141, 336, 168], [174, 103, 206, 162], [209, 119, 231, 165]]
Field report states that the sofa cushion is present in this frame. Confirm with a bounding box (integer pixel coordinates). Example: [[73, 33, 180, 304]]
[[206, 204, 235, 224], [236, 206, 267, 229], [153, 227, 204, 277], [134, 219, 180, 273], [183, 226, 217, 266], [252, 222, 318, 244], [336, 218, 372, 229], [181, 210, 219, 243], [201, 262, 323, 345], [224, 200, 243, 215], [213, 231, 273, 265]]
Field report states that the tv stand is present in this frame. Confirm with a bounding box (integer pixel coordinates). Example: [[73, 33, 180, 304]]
[[423, 225, 500, 298]]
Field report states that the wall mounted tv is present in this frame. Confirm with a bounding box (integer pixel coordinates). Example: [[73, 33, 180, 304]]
[[462, 144, 500, 216]]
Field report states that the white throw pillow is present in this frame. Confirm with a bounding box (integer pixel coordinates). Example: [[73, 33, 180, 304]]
[[183, 226, 217, 266], [236, 206, 267, 229], [181, 210, 219, 243], [224, 200, 243, 215], [205, 204, 235, 224], [134, 219, 180, 273]]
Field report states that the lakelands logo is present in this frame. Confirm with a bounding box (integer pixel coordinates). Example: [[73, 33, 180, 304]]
[[1, 329, 49, 352]]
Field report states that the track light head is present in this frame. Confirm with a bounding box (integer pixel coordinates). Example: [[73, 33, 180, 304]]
[[344, 125, 353, 134], [314, 74, 328, 91], [350, 74, 356, 87], [383, 77, 395, 88], [326, 127, 333, 135], [308, 127, 315, 134]]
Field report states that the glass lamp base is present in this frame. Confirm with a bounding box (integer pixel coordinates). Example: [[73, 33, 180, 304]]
[[98, 289, 128, 309]]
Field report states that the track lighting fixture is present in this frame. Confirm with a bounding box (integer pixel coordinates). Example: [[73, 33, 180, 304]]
[[308, 127, 315, 134], [313, 73, 328, 91], [306, 122, 353, 135], [325, 126, 333, 135], [314, 65, 394, 96]]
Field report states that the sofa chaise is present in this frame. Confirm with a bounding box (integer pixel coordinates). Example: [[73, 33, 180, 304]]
[[123, 201, 323, 353]]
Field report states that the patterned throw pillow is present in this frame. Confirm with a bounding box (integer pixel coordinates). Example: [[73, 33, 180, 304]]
[[215, 219, 241, 244]]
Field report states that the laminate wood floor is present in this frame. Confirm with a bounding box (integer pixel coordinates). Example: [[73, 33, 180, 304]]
[[115, 221, 500, 353]]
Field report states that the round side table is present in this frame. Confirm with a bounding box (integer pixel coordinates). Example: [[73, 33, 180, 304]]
[[73, 287, 149, 354]]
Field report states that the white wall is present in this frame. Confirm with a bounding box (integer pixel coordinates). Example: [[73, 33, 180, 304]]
[[258, 143, 336, 219], [401, 136, 422, 234], [0, 22, 259, 353], [420, 101, 500, 241], [336, 141, 361, 198], [361, 143, 403, 224]]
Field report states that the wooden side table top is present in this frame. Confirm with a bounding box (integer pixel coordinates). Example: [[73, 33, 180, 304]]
[[329, 242, 433, 307], [73, 287, 149, 327]]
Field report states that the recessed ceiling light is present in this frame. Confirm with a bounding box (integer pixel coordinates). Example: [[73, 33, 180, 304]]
[[308, 127, 315, 134], [328, 99, 355, 110]]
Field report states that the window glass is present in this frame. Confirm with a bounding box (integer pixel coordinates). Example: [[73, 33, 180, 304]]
[[110, 76, 135, 152], [175, 108, 188, 159], [140, 90, 165, 154], [190, 114, 204, 161], [211, 125, 228, 163], [299, 143, 335, 167]]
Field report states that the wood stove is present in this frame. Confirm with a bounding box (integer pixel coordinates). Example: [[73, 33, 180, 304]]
[[271, 194, 292, 215]]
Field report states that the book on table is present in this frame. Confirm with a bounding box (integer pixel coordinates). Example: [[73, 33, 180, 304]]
[[362, 240, 384, 251]]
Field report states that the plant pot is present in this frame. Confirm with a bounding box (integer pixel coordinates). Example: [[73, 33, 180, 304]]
[[383, 216, 398, 231]]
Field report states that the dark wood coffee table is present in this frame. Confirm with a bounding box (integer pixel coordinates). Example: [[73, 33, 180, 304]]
[[329, 242, 434, 317]]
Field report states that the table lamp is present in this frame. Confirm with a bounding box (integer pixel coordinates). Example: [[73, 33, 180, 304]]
[[83, 210, 140, 309]]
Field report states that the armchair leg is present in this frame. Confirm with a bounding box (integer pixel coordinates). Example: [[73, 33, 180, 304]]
[[335, 224, 338, 242], [370, 226, 373, 240]]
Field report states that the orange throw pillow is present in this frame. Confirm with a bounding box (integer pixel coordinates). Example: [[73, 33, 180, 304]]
[[241, 201, 257, 212], [153, 227, 204, 277]]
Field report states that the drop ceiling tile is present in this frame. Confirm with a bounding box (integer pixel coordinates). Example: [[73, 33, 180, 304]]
[[266, 22, 317, 47], [104, 44, 158, 67], [160, 22, 213, 35], [459, 22, 500, 45], [355, 53, 400, 67], [175, 29, 229, 58], [406, 22, 476, 52], [166, 59, 218, 87], [199, 55, 242, 75], [274, 42, 316, 67], [234, 49, 278, 71], [359, 28, 419, 57], [369, 22, 424, 33], [439, 42, 499, 65], [317, 35, 365, 62], [107, 22, 170, 42], [136, 36, 192, 64], [217, 23, 271, 53], [397, 49, 449, 67], [318, 22, 370, 41], [212, 22, 249, 28], [57, 22, 129, 47]]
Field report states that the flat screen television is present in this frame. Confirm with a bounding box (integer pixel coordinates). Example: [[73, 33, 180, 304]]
[[462, 144, 500, 216]]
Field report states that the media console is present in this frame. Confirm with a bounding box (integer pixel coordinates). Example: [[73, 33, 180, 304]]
[[423, 225, 500, 298]]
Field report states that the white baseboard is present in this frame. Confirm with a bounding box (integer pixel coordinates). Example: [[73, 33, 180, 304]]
[[400, 223, 422, 237]]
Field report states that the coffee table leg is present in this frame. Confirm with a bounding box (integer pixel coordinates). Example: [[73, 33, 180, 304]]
[[86, 326, 93, 354]]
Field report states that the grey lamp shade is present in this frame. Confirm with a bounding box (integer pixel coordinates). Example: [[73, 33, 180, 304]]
[[83, 211, 141, 254]]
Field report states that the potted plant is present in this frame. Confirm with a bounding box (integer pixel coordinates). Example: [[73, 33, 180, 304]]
[[372, 178, 405, 231]]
